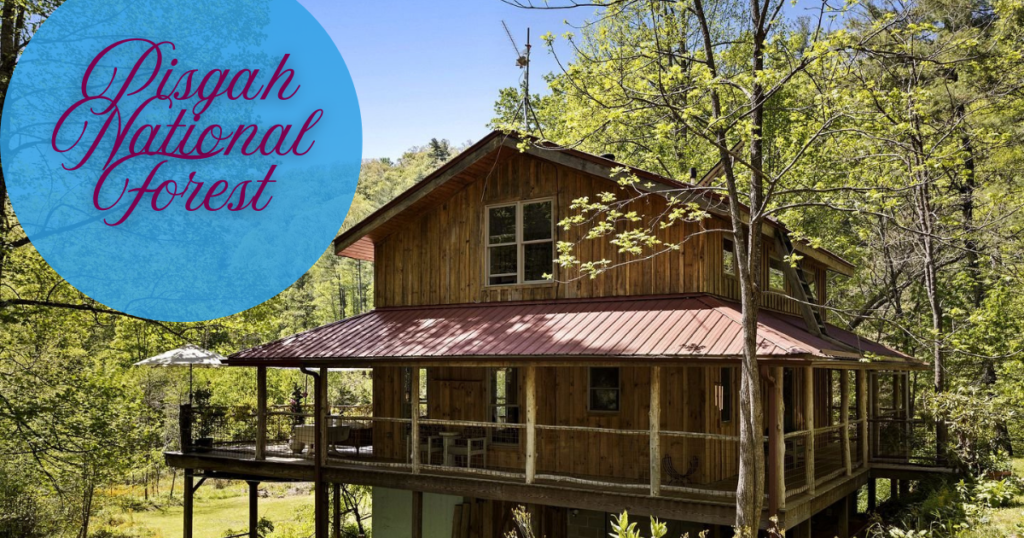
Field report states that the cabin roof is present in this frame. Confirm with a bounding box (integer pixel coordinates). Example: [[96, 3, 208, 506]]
[[227, 294, 921, 368], [333, 130, 857, 276]]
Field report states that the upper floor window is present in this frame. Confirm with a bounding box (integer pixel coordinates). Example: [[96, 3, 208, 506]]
[[768, 257, 787, 292], [588, 367, 620, 412], [487, 199, 554, 285], [723, 238, 736, 277]]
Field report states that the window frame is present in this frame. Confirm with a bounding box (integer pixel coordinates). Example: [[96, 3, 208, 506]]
[[767, 256, 787, 292], [587, 367, 621, 413], [488, 367, 521, 447], [722, 238, 736, 278], [485, 198, 556, 287]]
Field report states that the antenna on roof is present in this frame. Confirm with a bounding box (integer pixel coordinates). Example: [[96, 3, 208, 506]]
[[502, 21, 532, 133]]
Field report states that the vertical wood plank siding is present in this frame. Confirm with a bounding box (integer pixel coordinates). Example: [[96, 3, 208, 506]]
[[373, 152, 827, 316]]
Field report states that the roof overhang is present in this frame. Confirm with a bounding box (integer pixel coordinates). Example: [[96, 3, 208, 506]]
[[228, 294, 923, 369]]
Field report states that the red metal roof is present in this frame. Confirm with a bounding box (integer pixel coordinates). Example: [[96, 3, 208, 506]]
[[228, 295, 918, 367]]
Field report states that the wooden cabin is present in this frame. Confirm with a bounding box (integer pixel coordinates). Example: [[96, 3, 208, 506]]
[[165, 132, 943, 538]]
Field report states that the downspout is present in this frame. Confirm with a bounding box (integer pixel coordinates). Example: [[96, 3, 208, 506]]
[[300, 367, 327, 538]]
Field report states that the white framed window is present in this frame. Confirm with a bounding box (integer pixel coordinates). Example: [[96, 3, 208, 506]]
[[486, 199, 554, 285], [588, 367, 620, 412]]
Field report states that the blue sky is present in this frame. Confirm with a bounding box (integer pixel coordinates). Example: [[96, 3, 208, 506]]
[[298, 0, 588, 159], [299, 0, 838, 160]]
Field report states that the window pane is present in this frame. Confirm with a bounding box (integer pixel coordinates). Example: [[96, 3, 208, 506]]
[[523, 242, 553, 281], [489, 206, 516, 244], [590, 367, 619, 389], [489, 245, 517, 281], [523, 201, 552, 241], [590, 389, 620, 412], [769, 259, 786, 290], [723, 239, 735, 276]]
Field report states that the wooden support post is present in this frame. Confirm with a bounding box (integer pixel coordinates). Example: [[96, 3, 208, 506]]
[[412, 490, 423, 538], [183, 469, 194, 538], [891, 479, 900, 502], [768, 366, 786, 514], [256, 367, 267, 460], [411, 367, 421, 474], [870, 371, 879, 459], [525, 366, 537, 484], [650, 366, 662, 497], [903, 372, 912, 463], [332, 484, 341, 538], [837, 496, 850, 538], [302, 367, 328, 538], [804, 366, 815, 496], [857, 370, 868, 468], [319, 367, 329, 468], [868, 478, 877, 513], [841, 370, 852, 476], [248, 481, 259, 538]]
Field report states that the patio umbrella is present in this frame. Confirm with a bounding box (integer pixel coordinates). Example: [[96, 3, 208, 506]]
[[134, 344, 225, 404]]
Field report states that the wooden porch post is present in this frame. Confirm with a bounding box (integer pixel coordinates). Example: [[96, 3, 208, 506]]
[[837, 495, 850, 538], [319, 368, 329, 468], [525, 366, 537, 484], [248, 481, 259, 538], [412, 490, 423, 538], [841, 370, 852, 476], [256, 367, 267, 460], [868, 478, 877, 512], [768, 366, 786, 514], [857, 370, 868, 468], [804, 366, 815, 496], [411, 367, 421, 474], [903, 372, 912, 463], [332, 483, 341, 538], [649, 366, 661, 497], [183, 469, 194, 538], [870, 371, 879, 459]]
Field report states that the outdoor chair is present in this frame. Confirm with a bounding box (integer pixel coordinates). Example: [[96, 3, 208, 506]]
[[406, 424, 443, 465], [663, 455, 699, 485], [447, 427, 487, 469]]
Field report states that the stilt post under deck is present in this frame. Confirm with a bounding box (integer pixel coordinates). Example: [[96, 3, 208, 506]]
[[837, 495, 850, 538], [768, 366, 786, 514], [804, 366, 815, 496], [183, 469, 194, 538], [411, 367, 420, 474], [248, 481, 259, 538], [868, 477, 877, 512], [301, 367, 328, 538], [256, 367, 267, 460], [525, 366, 537, 484], [412, 490, 423, 538], [649, 366, 661, 497], [332, 483, 341, 538], [858, 370, 868, 468], [841, 370, 852, 476]]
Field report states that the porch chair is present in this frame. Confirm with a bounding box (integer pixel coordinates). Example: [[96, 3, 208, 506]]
[[406, 424, 443, 465], [447, 427, 487, 469]]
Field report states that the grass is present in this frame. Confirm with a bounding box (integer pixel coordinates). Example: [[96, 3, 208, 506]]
[[99, 481, 315, 538], [963, 459, 1024, 538]]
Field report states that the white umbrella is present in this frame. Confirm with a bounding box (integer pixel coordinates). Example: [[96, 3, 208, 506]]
[[134, 344, 225, 404]]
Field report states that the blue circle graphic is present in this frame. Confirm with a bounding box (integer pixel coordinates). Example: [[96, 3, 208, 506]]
[[1, 0, 361, 321]]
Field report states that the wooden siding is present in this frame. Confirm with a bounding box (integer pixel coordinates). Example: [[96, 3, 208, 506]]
[[372, 151, 829, 317], [373, 152, 711, 307]]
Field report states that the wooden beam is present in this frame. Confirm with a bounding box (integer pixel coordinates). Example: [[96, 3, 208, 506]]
[[184, 469, 194, 538], [857, 370, 868, 468], [768, 366, 786, 513], [411, 367, 421, 474], [412, 490, 423, 538], [867, 478, 876, 513], [841, 370, 852, 476], [319, 368, 329, 468], [774, 231, 823, 337], [525, 366, 537, 484], [837, 495, 850, 538], [248, 481, 259, 538], [333, 483, 342, 538], [256, 367, 267, 461], [804, 367, 815, 496], [650, 366, 662, 497]]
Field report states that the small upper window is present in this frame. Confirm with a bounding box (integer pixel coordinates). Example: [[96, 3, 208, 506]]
[[589, 367, 620, 412], [487, 200, 554, 285], [768, 258, 787, 291], [804, 267, 818, 301], [723, 238, 736, 276]]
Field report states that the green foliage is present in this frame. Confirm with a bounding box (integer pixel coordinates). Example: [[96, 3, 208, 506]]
[[222, 515, 274, 538]]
